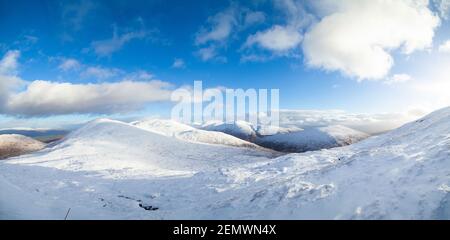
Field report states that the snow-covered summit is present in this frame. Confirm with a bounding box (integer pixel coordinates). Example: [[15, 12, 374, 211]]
[[201, 120, 257, 141], [131, 119, 262, 149], [9, 118, 275, 175], [131, 119, 195, 136]]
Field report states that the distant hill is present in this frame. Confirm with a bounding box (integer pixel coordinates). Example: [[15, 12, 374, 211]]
[[0, 129, 69, 143], [0, 134, 45, 159], [199, 121, 369, 152], [256, 125, 369, 152]]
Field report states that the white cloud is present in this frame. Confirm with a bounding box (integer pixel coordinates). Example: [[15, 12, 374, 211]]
[[91, 27, 150, 57], [278, 109, 423, 135], [274, 0, 315, 28], [195, 5, 268, 46], [193, 6, 238, 62], [197, 46, 220, 62], [0, 51, 24, 110], [384, 74, 412, 85], [4, 80, 173, 116], [241, 0, 311, 57], [194, 5, 266, 62], [57, 58, 155, 83], [0, 52, 173, 117], [0, 50, 20, 75], [0, 75, 23, 109], [81, 66, 122, 79], [244, 25, 302, 52], [243, 11, 266, 27], [58, 58, 81, 71], [22, 35, 39, 45], [172, 58, 186, 69], [302, 0, 440, 80], [240, 54, 272, 63], [58, 58, 152, 81], [438, 40, 450, 52], [195, 7, 238, 45], [123, 70, 154, 81]]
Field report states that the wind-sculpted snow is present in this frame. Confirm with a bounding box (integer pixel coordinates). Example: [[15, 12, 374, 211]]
[[0, 107, 450, 219]]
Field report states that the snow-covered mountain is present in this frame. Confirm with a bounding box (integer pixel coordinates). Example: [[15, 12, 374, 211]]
[[256, 125, 369, 152], [0, 129, 69, 143], [246, 107, 450, 219], [0, 107, 449, 219], [200, 120, 368, 152], [23, 118, 276, 174], [0, 134, 45, 159], [131, 119, 262, 149], [201, 120, 258, 141]]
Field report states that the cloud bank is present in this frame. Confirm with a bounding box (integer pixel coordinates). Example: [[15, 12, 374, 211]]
[[278, 109, 425, 135], [0, 51, 173, 117], [5, 80, 172, 116]]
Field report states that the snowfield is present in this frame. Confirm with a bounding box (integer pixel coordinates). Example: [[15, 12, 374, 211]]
[[0, 107, 449, 219]]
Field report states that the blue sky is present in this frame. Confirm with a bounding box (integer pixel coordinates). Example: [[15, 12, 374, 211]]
[[1, 0, 450, 128]]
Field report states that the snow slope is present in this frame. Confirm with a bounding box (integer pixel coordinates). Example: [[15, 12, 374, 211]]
[[131, 119, 262, 149], [1, 107, 450, 219], [0, 134, 45, 159], [242, 107, 450, 219], [13, 119, 275, 174]]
